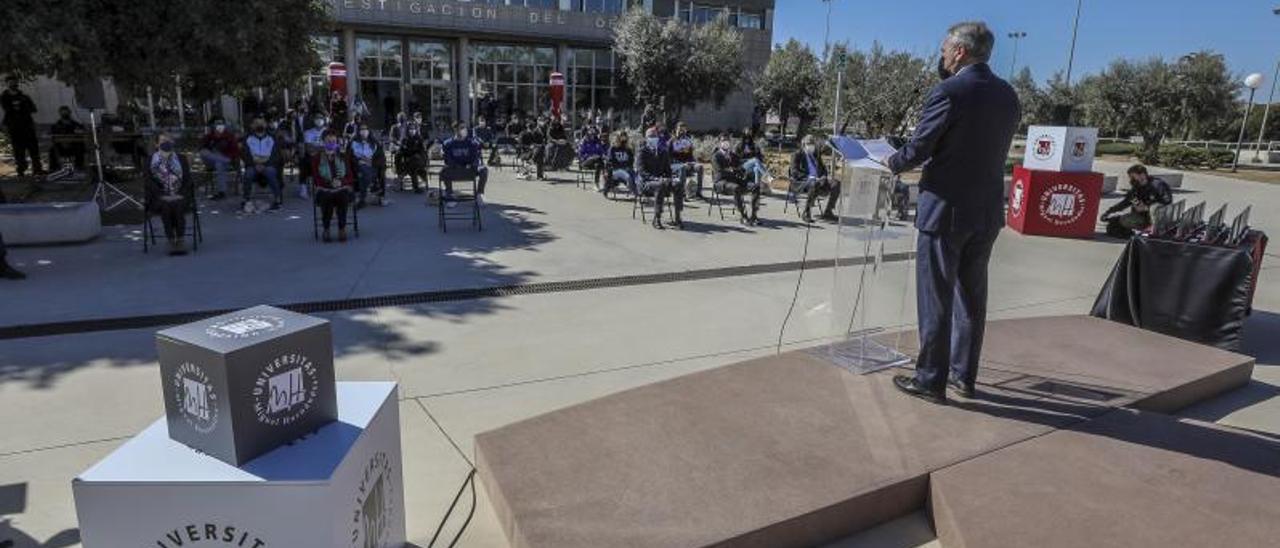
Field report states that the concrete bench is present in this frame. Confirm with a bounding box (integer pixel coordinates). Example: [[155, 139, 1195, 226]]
[[0, 201, 101, 245]]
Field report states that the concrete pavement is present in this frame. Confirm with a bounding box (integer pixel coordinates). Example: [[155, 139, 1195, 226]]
[[1, 160, 1277, 547]]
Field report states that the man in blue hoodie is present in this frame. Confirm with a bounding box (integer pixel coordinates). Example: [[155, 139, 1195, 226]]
[[440, 122, 488, 206]]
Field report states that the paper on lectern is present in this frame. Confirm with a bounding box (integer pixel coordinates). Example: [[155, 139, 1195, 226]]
[[829, 136, 897, 171]]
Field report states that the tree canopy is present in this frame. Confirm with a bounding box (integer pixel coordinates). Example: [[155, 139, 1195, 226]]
[[821, 42, 936, 138], [0, 0, 332, 102], [612, 8, 744, 128], [753, 39, 822, 137]]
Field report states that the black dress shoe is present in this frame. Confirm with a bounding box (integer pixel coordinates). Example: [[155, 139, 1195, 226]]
[[0, 264, 27, 280], [948, 378, 976, 399], [893, 375, 946, 404]]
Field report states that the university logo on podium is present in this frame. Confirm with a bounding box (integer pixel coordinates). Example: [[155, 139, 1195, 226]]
[[252, 352, 320, 427], [1071, 136, 1090, 159], [173, 362, 219, 434], [205, 315, 285, 340], [352, 451, 396, 548], [1038, 183, 1087, 226]]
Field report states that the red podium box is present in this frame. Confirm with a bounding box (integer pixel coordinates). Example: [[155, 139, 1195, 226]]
[[1008, 165, 1103, 238]]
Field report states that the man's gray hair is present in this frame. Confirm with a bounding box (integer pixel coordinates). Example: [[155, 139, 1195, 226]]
[[946, 21, 995, 63]]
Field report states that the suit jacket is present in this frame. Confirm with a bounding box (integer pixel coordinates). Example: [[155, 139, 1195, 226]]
[[789, 150, 827, 181], [889, 63, 1021, 233], [637, 145, 673, 179]]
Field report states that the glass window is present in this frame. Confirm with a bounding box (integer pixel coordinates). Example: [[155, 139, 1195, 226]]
[[312, 35, 343, 68], [738, 11, 763, 30]]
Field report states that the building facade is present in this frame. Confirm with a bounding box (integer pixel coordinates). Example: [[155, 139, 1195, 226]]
[[324, 0, 775, 132]]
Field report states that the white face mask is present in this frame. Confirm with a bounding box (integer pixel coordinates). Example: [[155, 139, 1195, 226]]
[[646, 137, 660, 149], [214, 124, 226, 133], [804, 145, 816, 154], [719, 141, 730, 150], [359, 130, 370, 139], [460, 129, 469, 139], [315, 119, 326, 128]]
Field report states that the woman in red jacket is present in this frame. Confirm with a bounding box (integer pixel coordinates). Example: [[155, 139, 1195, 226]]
[[311, 129, 354, 242]]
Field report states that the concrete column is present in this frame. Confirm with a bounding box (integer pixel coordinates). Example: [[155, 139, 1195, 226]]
[[343, 29, 358, 102], [458, 37, 472, 124]]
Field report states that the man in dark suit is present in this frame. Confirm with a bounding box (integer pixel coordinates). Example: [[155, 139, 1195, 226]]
[[887, 21, 1021, 404]]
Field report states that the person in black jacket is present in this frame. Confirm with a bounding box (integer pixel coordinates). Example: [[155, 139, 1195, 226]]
[[601, 131, 636, 197], [2, 76, 42, 176], [1101, 164, 1173, 237], [789, 135, 839, 222], [518, 118, 547, 180], [399, 123, 430, 193], [712, 136, 761, 224], [637, 127, 683, 229]]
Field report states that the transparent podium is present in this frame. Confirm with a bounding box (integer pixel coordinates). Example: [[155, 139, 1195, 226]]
[[814, 137, 916, 374]]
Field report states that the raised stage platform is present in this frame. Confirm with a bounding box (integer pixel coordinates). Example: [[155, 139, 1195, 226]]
[[473, 316, 1258, 548]]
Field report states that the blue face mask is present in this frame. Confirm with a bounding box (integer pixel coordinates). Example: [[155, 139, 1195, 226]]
[[646, 138, 660, 149], [159, 142, 174, 152]]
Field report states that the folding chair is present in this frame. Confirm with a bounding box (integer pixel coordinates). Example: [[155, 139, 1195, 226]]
[[437, 167, 483, 232], [312, 190, 360, 240], [783, 177, 829, 219], [632, 178, 677, 224]]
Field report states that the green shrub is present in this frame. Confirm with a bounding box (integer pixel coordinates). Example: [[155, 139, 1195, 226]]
[[1095, 142, 1136, 156], [1160, 146, 1203, 169], [1135, 147, 1161, 166]]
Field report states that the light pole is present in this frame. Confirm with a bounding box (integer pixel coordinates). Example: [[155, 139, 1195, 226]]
[[1065, 0, 1083, 86], [1233, 72, 1265, 172], [1007, 31, 1027, 79], [1253, 60, 1279, 162], [822, 0, 835, 62]]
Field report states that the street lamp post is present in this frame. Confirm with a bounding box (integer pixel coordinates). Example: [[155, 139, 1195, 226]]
[[1233, 73, 1265, 172], [822, 0, 835, 62], [1007, 31, 1027, 79], [1065, 0, 1084, 86], [1253, 60, 1279, 162]]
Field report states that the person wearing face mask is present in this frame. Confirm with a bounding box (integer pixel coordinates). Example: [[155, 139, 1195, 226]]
[[1, 76, 42, 177], [474, 117, 499, 166], [712, 134, 761, 224], [544, 116, 573, 172], [345, 124, 385, 208], [518, 118, 547, 180], [577, 127, 608, 189], [789, 135, 839, 223], [400, 121, 430, 193], [668, 122, 705, 201], [241, 118, 283, 211], [601, 131, 636, 197], [49, 105, 87, 172], [440, 122, 489, 207], [198, 117, 240, 201], [887, 21, 1021, 405], [736, 127, 773, 186], [312, 130, 355, 242], [146, 133, 194, 255], [637, 126, 683, 230], [300, 114, 329, 200], [389, 112, 411, 184]]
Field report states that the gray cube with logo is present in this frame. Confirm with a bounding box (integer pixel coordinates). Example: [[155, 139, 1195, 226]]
[[156, 305, 338, 466]]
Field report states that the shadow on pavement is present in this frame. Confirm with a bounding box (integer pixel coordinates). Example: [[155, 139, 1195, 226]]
[[0, 484, 79, 548]]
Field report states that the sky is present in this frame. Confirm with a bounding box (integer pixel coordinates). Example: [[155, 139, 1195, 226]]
[[772, 0, 1280, 101]]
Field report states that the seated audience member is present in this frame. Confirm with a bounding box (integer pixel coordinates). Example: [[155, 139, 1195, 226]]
[[669, 122, 705, 200], [388, 111, 411, 183], [737, 127, 773, 185], [518, 118, 547, 180], [146, 133, 194, 255], [312, 130, 355, 242], [198, 118, 240, 200], [345, 124, 384, 208], [343, 113, 364, 142], [638, 127, 683, 230], [789, 135, 840, 223], [601, 131, 636, 197], [1101, 164, 1173, 238], [712, 135, 762, 224], [48, 106, 86, 171], [241, 118, 283, 211], [399, 122, 430, 193], [439, 122, 489, 207], [474, 117, 500, 166], [578, 128, 608, 188], [299, 113, 329, 199], [544, 115, 573, 171]]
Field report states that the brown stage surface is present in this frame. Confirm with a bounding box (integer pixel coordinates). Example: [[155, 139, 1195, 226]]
[[473, 316, 1258, 548]]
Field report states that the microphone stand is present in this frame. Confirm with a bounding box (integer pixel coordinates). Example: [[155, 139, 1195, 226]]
[[88, 108, 143, 211]]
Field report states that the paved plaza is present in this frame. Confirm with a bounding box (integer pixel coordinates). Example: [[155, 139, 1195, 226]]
[[1, 159, 1278, 547]]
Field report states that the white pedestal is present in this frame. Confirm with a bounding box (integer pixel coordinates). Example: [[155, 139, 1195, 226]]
[[73, 382, 405, 548], [1024, 126, 1098, 173]]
